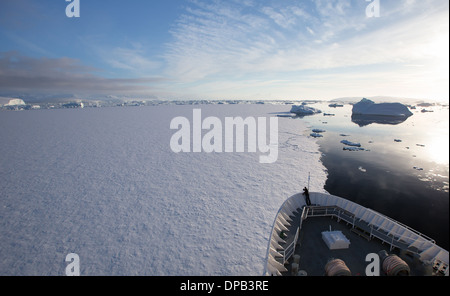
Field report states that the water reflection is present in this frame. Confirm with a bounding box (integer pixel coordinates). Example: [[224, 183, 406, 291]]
[[351, 114, 412, 127]]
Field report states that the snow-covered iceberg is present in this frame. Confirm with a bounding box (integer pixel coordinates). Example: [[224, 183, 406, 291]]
[[290, 105, 322, 115], [5, 98, 26, 106], [352, 98, 413, 117]]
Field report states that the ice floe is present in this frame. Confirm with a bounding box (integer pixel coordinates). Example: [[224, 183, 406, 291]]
[[340, 139, 366, 151], [340, 140, 361, 147], [312, 129, 326, 133], [343, 147, 365, 151], [310, 133, 323, 138]]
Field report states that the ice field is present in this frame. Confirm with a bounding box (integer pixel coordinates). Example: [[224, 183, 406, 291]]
[[0, 104, 327, 275]]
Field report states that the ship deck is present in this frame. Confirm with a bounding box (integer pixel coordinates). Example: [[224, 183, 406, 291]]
[[278, 207, 431, 276]]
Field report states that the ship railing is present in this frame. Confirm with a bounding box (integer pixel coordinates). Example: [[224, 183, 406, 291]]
[[300, 205, 356, 229], [311, 193, 448, 264], [363, 207, 436, 243], [300, 205, 430, 254], [265, 193, 448, 276], [279, 227, 300, 265]]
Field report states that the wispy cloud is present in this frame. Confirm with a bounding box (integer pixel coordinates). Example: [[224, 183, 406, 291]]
[[2, 31, 53, 57], [103, 45, 162, 76], [0, 0, 447, 101], [162, 0, 448, 100]]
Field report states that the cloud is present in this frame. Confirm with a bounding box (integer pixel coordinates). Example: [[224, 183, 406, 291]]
[[0, 51, 166, 96], [161, 0, 448, 100], [102, 45, 162, 75], [261, 6, 298, 29], [0, 0, 447, 101]]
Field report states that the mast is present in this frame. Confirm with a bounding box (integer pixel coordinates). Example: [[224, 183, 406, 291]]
[[308, 172, 310, 191]]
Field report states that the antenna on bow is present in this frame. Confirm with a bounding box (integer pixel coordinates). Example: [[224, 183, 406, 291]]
[[308, 172, 310, 191]]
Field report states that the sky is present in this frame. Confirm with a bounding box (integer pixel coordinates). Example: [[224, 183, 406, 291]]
[[0, 0, 448, 102]]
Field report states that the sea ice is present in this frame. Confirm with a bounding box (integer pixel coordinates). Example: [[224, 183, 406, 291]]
[[0, 104, 327, 276]]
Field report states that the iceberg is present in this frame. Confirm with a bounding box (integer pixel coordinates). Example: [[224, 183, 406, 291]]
[[290, 105, 322, 116], [5, 98, 26, 106], [352, 98, 413, 117]]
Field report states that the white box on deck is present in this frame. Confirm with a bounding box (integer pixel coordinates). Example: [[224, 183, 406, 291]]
[[322, 231, 350, 250]]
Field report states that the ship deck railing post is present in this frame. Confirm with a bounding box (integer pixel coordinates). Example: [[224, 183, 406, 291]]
[[390, 235, 395, 251]]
